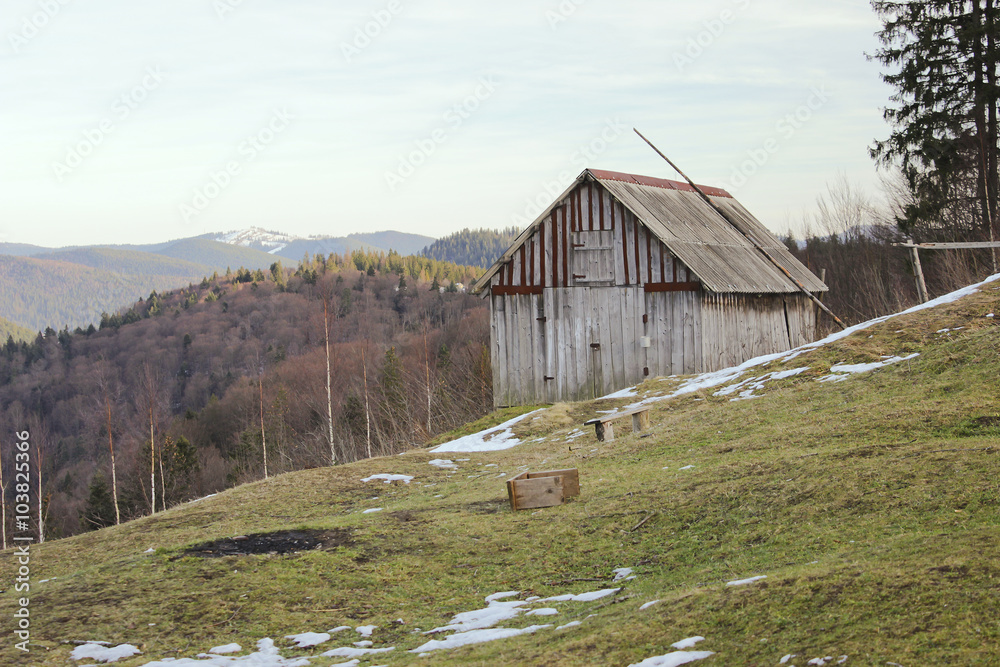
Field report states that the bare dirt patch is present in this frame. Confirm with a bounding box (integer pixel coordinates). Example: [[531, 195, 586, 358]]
[[182, 529, 352, 558]]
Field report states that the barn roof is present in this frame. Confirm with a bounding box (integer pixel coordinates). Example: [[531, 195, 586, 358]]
[[473, 168, 827, 295]]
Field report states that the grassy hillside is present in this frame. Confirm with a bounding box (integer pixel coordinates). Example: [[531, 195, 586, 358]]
[[1, 279, 998, 666]]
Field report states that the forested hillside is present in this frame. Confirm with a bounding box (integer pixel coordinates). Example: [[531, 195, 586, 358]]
[[0, 250, 488, 538], [0, 255, 204, 332], [0, 232, 437, 333], [43, 247, 210, 279], [0, 316, 33, 343], [421, 227, 519, 267]]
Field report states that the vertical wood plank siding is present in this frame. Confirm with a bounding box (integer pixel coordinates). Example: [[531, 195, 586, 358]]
[[488, 180, 817, 406]]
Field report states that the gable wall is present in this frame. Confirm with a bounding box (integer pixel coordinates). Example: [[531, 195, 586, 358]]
[[490, 181, 707, 406]]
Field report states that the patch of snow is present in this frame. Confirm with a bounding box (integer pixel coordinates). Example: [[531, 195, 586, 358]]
[[208, 644, 241, 655], [430, 409, 547, 453], [362, 508, 383, 514], [715, 367, 810, 399], [627, 650, 715, 667], [780, 655, 797, 664], [361, 474, 413, 484], [541, 588, 620, 603], [526, 608, 559, 616], [640, 600, 661, 611], [671, 636, 705, 650], [818, 354, 919, 383], [321, 646, 395, 658], [71, 644, 141, 663], [144, 548, 155, 554], [410, 625, 552, 653], [355, 625, 377, 637], [613, 567, 634, 582], [427, 599, 529, 633], [329, 626, 352, 633], [772, 367, 811, 380], [139, 639, 313, 666], [987, 313, 995, 318], [726, 575, 767, 587], [557, 621, 582, 630], [611, 273, 1000, 409], [486, 591, 524, 604], [679, 465, 695, 471], [353, 640, 372, 647], [600, 386, 639, 399], [285, 632, 330, 647], [188, 494, 218, 504], [429, 459, 458, 470], [807, 657, 835, 666]]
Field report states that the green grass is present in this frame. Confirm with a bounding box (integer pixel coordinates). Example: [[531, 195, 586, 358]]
[[2, 283, 999, 666]]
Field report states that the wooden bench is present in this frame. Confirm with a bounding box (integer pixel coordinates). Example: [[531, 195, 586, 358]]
[[506, 469, 580, 511], [585, 407, 651, 442]]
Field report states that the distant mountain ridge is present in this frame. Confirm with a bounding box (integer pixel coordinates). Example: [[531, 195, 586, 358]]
[[0, 228, 438, 332], [204, 227, 435, 260]]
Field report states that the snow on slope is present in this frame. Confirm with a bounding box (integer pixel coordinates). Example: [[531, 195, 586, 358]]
[[430, 272, 1000, 453], [215, 227, 300, 254]]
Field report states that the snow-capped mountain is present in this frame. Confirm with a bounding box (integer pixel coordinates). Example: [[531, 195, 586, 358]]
[[215, 227, 300, 255], [211, 229, 437, 261]]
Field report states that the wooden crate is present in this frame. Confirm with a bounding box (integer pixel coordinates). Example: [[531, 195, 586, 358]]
[[506, 469, 580, 511]]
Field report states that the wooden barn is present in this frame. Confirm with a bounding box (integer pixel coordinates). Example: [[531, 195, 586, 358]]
[[472, 168, 829, 408]]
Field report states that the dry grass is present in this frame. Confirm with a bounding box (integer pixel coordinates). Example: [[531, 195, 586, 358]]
[[1, 283, 998, 665]]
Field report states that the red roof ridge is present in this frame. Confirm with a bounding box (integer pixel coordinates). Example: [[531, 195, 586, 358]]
[[588, 168, 733, 199]]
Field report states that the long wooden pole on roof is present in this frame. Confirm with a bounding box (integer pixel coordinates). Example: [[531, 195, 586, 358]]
[[634, 128, 847, 331]]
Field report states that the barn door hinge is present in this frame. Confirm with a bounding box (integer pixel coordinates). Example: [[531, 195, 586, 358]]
[[573, 274, 587, 280]]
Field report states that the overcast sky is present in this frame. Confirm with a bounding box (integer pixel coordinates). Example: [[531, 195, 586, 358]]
[[0, 0, 891, 248]]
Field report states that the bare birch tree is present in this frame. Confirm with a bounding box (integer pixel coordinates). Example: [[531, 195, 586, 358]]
[[256, 351, 269, 479], [96, 363, 122, 525], [324, 298, 336, 466], [139, 362, 160, 515], [0, 439, 7, 551], [362, 344, 372, 459]]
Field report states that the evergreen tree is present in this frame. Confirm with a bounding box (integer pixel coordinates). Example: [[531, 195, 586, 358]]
[[80, 473, 116, 531], [870, 0, 999, 237]]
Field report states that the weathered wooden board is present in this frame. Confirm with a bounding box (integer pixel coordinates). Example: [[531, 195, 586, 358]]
[[507, 475, 563, 511], [527, 469, 580, 498], [507, 468, 580, 511], [586, 407, 651, 442]]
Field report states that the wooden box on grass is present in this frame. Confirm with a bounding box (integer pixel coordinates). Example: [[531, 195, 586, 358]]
[[506, 469, 580, 511]]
